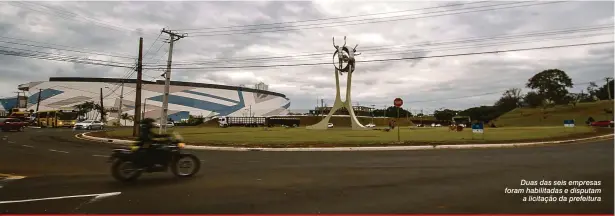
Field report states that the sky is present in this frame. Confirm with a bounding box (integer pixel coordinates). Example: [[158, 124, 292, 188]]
[[0, 0, 613, 114]]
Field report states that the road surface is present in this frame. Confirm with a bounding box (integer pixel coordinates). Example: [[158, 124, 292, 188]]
[[0, 128, 613, 214]]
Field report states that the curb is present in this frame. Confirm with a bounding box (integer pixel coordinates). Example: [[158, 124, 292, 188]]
[[77, 132, 614, 152]]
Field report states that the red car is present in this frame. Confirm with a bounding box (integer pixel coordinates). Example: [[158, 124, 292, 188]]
[[590, 120, 614, 128], [0, 118, 27, 132]]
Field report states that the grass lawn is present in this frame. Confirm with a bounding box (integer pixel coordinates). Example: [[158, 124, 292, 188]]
[[494, 100, 614, 127], [95, 125, 609, 147]]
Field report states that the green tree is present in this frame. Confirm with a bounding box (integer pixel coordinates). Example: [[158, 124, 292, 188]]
[[523, 91, 543, 108], [373, 106, 411, 118], [595, 80, 614, 100], [434, 109, 458, 121], [120, 113, 132, 126], [73, 101, 95, 120], [495, 88, 523, 112], [94, 103, 107, 122], [526, 69, 573, 104]]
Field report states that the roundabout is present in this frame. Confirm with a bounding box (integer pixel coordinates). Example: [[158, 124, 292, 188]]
[[0, 127, 612, 213], [80, 126, 614, 151]]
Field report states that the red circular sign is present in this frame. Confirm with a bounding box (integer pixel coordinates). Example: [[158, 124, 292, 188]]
[[394, 98, 403, 107]]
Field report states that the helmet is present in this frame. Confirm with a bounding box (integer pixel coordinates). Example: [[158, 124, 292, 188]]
[[140, 118, 156, 129]]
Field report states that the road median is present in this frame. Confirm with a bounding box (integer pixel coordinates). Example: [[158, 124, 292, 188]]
[[78, 129, 614, 152]]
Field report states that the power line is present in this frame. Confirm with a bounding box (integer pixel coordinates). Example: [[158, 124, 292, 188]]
[[168, 24, 613, 65], [0, 49, 133, 68], [0, 39, 136, 59], [405, 80, 602, 104], [173, 1, 491, 31], [0, 45, 135, 65], [0, 35, 136, 57], [187, 2, 525, 34], [142, 41, 614, 70], [103, 33, 165, 99], [156, 27, 613, 66], [188, 1, 564, 37], [5, 1, 160, 40], [161, 32, 612, 67]]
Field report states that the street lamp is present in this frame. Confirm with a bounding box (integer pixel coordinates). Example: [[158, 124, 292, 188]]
[[143, 98, 148, 120], [371, 104, 375, 124]]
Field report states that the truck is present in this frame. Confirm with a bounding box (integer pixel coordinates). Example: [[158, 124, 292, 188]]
[[217, 116, 266, 127], [217, 116, 301, 128], [265, 117, 300, 127]]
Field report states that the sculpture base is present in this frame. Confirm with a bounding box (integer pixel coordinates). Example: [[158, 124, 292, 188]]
[[306, 98, 367, 131]]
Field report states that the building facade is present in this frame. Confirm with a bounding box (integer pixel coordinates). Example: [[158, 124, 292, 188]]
[[2, 77, 290, 125]]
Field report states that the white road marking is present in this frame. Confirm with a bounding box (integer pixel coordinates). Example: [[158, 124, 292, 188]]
[[21, 145, 34, 148], [0, 175, 26, 189], [92, 155, 110, 158], [0, 192, 121, 204], [7, 141, 15, 144], [48, 149, 69, 154]]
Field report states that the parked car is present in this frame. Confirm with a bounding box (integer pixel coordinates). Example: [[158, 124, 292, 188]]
[[590, 120, 614, 128], [74, 120, 104, 130], [327, 123, 334, 128], [154, 122, 175, 128], [0, 118, 28, 132], [365, 123, 376, 128]]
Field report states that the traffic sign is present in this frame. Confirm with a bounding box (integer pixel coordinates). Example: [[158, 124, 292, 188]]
[[564, 119, 575, 127], [471, 123, 484, 134], [394, 98, 403, 107]]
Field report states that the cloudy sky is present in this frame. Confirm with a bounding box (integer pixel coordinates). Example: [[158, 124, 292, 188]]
[[0, 0, 613, 113]]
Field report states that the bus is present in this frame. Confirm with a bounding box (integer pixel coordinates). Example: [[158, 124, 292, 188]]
[[36, 110, 79, 128]]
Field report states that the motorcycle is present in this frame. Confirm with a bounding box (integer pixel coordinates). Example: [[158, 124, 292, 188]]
[[108, 132, 200, 182]]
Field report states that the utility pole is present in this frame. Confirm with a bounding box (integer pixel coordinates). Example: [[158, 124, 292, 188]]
[[321, 99, 324, 118], [99, 88, 105, 123], [35, 89, 42, 126], [383, 105, 387, 118], [159, 28, 187, 134], [117, 81, 124, 126], [133, 37, 144, 137], [371, 104, 375, 124], [249, 105, 252, 117], [13, 92, 20, 110], [606, 77, 612, 101], [316, 96, 318, 116], [142, 98, 147, 120]]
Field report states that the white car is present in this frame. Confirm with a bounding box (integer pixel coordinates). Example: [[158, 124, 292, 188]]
[[365, 123, 376, 128], [327, 123, 334, 128], [74, 120, 104, 130], [155, 122, 175, 128]]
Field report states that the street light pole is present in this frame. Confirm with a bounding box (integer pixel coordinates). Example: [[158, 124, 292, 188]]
[[142, 98, 147, 120], [371, 104, 375, 124], [118, 81, 124, 126]]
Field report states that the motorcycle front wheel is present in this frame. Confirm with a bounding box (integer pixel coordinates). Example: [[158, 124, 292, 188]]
[[171, 154, 200, 177], [111, 159, 142, 182]]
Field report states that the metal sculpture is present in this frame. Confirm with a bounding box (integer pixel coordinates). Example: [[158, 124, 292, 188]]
[[307, 36, 366, 130]]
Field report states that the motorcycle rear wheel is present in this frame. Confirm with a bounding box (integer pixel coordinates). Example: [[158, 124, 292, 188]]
[[111, 159, 142, 182], [171, 154, 200, 177]]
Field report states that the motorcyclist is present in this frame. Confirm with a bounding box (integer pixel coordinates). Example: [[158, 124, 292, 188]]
[[136, 118, 169, 147], [134, 118, 171, 167]]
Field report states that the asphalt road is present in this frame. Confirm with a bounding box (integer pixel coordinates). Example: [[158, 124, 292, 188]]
[[0, 128, 613, 214]]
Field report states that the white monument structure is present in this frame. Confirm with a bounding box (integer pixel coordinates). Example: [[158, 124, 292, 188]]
[[307, 36, 366, 130]]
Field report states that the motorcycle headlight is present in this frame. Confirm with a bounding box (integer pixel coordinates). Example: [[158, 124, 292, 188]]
[[177, 143, 186, 148]]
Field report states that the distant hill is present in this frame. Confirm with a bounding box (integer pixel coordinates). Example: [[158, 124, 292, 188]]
[[493, 100, 614, 127]]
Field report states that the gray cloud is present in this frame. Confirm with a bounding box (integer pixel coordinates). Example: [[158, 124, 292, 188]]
[[0, 1, 613, 113]]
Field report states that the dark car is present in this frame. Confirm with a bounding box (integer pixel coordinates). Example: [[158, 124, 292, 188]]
[[590, 120, 614, 128], [0, 118, 27, 132]]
